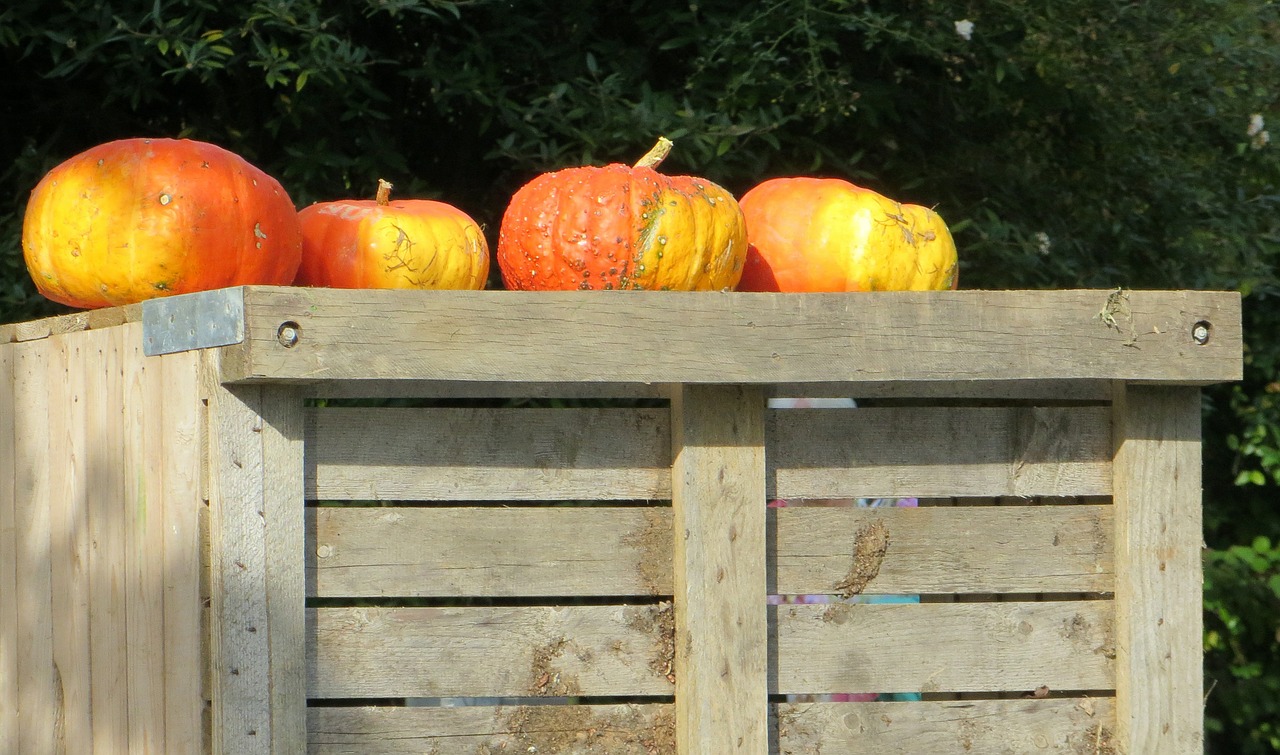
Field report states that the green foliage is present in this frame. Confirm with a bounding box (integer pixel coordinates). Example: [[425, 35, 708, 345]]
[[2, 1, 1280, 747], [1205, 536, 1280, 753]]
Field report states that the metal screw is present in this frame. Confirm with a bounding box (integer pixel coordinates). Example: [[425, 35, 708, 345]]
[[1192, 321, 1211, 345], [277, 321, 301, 348]]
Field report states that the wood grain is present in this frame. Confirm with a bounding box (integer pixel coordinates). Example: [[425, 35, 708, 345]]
[[769, 405, 1113, 499], [307, 703, 673, 755], [305, 503, 1113, 598], [305, 407, 670, 501], [307, 604, 676, 698], [773, 600, 1115, 695], [1112, 385, 1204, 753], [670, 385, 768, 753], [217, 287, 1242, 385], [0, 339, 14, 753]]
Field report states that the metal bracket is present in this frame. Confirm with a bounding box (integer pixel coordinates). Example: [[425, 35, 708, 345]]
[[142, 287, 246, 356]]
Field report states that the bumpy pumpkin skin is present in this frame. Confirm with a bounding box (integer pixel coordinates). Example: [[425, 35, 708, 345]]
[[22, 138, 302, 308], [296, 187, 489, 290], [497, 162, 747, 291], [737, 177, 958, 292]]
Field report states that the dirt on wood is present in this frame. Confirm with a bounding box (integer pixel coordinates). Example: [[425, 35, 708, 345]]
[[624, 601, 676, 684], [621, 508, 671, 596], [497, 704, 675, 755], [528, 636, 581, 697], [835, 520, 890, 598]]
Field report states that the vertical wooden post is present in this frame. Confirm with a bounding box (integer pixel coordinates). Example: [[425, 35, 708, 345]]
[[0, 341, 17, 754], [1112, 384, 1204, 753], [205, 350, 306, 754], [670, 384, 768, 754]]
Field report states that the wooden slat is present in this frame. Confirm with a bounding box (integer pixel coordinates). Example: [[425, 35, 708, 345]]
[[88, 326, 129, 753], [775, 600, 1115, 695], [13, 339, 56, 755], [307, 703, 674, 754], [671, 385, 768, 754], [306, 405, 1111, 503], [774, 698, 1116, 752], [1112, 385, 1203, 752], [305, 407, 671, 501], [217, 287, 1242, 385], [3, 303, 141, 344], [48, 334, 93, 752], [769, 405, 1112, 499], [308, 604, 676, 699], [307, 506, 673, 597], [0, 343, 17, 751], [128, 323, 166, 753], [262, 387, 308, 755], [774, 504, 1114, 595], [306, 503, 1113, 598], [159, 349, 205, 753]]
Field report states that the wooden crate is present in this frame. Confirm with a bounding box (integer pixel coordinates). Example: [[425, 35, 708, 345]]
[[0, 287, 1241, 754]]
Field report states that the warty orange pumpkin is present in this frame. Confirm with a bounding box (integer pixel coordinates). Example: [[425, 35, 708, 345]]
[[736, 177, 958, 292], [295, 180, 489, 290], [22, 137, 301, 308], [497, 138, 747, 291]]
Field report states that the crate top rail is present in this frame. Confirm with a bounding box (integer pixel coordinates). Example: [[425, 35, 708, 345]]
[[0, 285, 1242, 389]]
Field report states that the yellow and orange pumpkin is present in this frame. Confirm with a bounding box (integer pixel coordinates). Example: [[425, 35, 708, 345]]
[[497, 138, 747, 291], [22, 137, 302, 308], [295, 180, 489, 290], [736, 177, 958, 292]]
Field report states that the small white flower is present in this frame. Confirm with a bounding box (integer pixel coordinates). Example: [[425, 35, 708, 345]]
[[1248, 113, 1266, 137], [1034, 231, 1051, 256], [955, 19, 975, 41]]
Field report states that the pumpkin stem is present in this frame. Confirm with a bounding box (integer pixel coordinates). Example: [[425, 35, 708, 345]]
[[633, 137, 674, 169], [376, 179, 393, 205]]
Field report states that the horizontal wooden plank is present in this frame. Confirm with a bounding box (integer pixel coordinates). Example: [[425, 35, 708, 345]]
[[307, 604, 677, 698], [306, 504, 1113, 598], [307, 506, 672, 597], [307, 703, 673, 754], [773, 504, 1114, 595], [217, 287, 1241, 385], [775, 697, 1116, 753], [775, 600, 1115, 695], [770, 405, 1112, 499], [306, 404, 1110, 501], [309, 601, 1112, 699], [305, 407, 671, 501], [1, 303, 141, 344], [305, 698, 1115, 754]]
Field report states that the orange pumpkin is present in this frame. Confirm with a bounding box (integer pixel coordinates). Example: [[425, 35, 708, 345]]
[[295, 180, 489, 290], [22, 137, 301, 308], [497, 138, 746, 291], [737, 177, 958, 292]]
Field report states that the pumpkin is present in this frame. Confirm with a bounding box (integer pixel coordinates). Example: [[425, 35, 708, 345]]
[[22, 137, 301, 309], [736, 177, 958, 292], [497, 137, 747, 290], [295, 180, 489, 290]]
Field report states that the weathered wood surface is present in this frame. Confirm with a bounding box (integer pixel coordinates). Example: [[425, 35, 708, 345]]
[[305, 698, 1116, 754], [773, 698, 1117, 753], [769, 405, 1112, 498], [0, 325, 205, 755], [306, 504, 1113, 597], [305, 407, 671, 501], [773, 600, 1115, 695], [308, 703, 674, 755], [1112, 385, 1204, 753], [0, 302, 141, 344], [212, 287, 1241, 385], [307, 604, 678, 698], [671, 385, 769, 754], [308, 601, 1112, 699], [205, 353, 309, 754], [0, 331, 16, 750], [305, 404, 1112, 501]]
